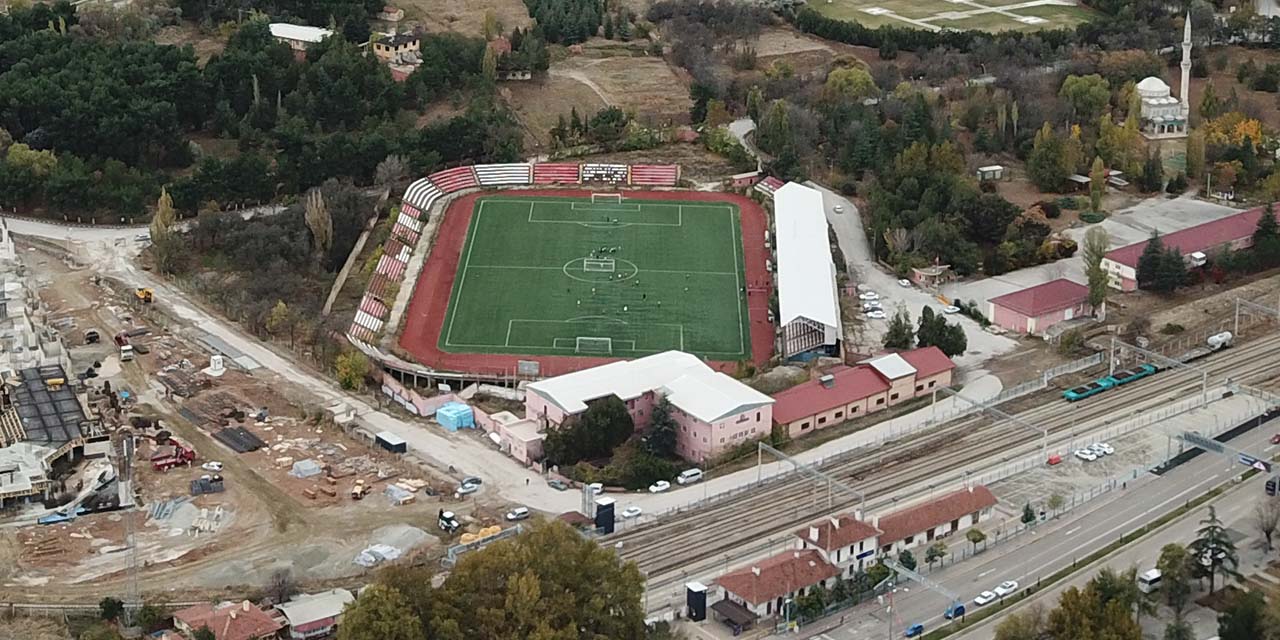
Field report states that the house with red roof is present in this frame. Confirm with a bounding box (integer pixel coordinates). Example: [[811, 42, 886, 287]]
[[987, 279, 1094, 336], [172, 601, 282, 640], [1101, 207, 1265, 291], [770, 347, 955, 439], [795, 514, 882, 576], [874, 485, 998, 554], [717, 548, 840, 619]]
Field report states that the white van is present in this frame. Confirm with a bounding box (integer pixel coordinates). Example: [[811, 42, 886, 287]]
[[677, 468, 704, 485], [1137, 568, 1162, 593]]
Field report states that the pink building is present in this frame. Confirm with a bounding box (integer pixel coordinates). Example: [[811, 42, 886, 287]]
[[524, 351, 774, 463], [770, 347, 955, 438], [987, 279, 1094, 336], [1101, 207, 1266, 291]]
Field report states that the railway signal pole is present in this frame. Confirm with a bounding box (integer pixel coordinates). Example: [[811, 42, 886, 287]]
[[756, 442, 865, 513], [934, 387, 1050, 465]]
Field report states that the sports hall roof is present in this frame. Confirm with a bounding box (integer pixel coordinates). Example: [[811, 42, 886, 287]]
[[774, 183, 841, 332], [526, 351, 773, 424]]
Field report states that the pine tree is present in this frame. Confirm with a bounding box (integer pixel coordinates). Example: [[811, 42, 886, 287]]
[[1253, 203, 1280, 268], [883, 307, 914, 350], [746, 85, 764, 123], [1188, 506, 1240, 594], [1136, 231, 1165, 290], [603, 14, 614, 39], [1140, 153, 1164, 193]]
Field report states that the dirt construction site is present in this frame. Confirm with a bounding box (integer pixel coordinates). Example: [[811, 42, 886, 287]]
[[0, 242, 518, 601]]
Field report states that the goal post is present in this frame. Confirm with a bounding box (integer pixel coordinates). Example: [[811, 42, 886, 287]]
[[574, 336, 614, 354], [590, 193, 623, 204], [583, 257, 616, 273]]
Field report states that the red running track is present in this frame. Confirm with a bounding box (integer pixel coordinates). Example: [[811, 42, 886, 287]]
[[398, 189, 775, 378]]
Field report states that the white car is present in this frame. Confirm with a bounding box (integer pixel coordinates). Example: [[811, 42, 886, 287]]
[[587, 482, 604, 494], [858, 292, 880, 301], [201, 461, 223, 472], [862, 302, 882, 312], [833, 205, 844, 214], [993, 581, 1019, 597], [134, 233, 151, 243], [1074, 449, 1098, 462], [866, 310, 887, 320], [897, 278, 911, 287], [505, 506, 530, 521], [943, 305, 961, 314], [974, 591, 997, 606], [1091, 442, 1114, 456], [648, 480, 671, 493], [456, 482, 480, 495], [621, 506, 643, 519]]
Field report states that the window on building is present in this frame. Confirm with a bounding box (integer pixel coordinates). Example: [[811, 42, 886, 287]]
[[756, 411, 761, 420], [915, 385, 924, 392], [950, 518, 959, 530], [851, 406, 859, 414], [834, 411, 843, 419], [928, 380, 936, 388], [720, 438, 725, 443], [904, 535, 914, 545], [876, 398, 885, 406], [891, 393, 900, 401], [818, 416, 827, 425], [971, 511, 980, 522], [801, 421, 810, 429]]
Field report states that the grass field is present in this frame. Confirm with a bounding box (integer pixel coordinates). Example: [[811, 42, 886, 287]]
[[812, 0, 1094, 33], [437, 195, 752, 361]]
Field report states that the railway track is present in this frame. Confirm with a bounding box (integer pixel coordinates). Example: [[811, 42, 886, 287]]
[[610, 334, 1280, 593]]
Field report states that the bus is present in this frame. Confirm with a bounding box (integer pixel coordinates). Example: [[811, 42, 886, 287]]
[[1137, 569, 1162, 594]]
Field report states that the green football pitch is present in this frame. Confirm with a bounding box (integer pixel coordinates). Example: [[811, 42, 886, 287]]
[[437, 195, 752, 361]]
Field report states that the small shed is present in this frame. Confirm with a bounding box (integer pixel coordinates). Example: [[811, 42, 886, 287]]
[[375, 431, 407, 454], [436, 402, 475, 431], [976, 165, 1004, 181]]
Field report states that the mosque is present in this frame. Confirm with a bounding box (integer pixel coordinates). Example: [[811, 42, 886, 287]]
[[1137, 15, 1192, 140]]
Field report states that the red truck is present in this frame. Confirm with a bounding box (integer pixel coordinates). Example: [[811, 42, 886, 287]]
[[152, 442, 196, 471]]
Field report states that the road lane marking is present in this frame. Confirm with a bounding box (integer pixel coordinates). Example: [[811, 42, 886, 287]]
[[977, 568, 995, 578], [1064, 526, 1080, 536]]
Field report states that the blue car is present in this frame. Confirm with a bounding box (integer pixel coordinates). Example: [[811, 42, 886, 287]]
[[904, 623, 925, 637], [944, 601, 966, 619]]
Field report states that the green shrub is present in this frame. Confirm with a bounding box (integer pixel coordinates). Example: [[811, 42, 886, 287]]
[[1160, 323, 1185, 335], [1056, 196, 1081, 210], [1080, 211, 1107, 224]]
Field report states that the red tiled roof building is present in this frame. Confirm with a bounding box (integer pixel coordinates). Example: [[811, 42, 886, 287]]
[[1101, 207, 1266, 291], [987, 279, 1093, 336]]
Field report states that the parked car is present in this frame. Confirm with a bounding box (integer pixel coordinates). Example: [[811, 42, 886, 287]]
[[994, 581, 1019, 597], [973, 591, 997, 606], [648, 480, 671, 493], [134, 233, 151, 243], [1272, 433, 1280, 445], [858, 292, 880, 301], [505, 506, 530, 521], [462, 476, 483, 486], [201, 461, 223, 472], [547, 479, 569, 491], [677, 469, 704, 485], [862, 303, 882, 313], [904, 623, 925, 638], [943, 305, 961, 314], [621, 506, 643, 519], [866, 310, 887, 320], [1091, 442, 1115, 455], [1046, 454, 1063, 466], [456, 482, 480, 495], [898, 278, 911, 287], [833, 205, 844, 214], [1074, 449, 1098, 462], [944, 602, 966, 619]]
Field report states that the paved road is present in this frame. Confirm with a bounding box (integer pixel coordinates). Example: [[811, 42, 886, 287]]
[[803, 182, 1018, 370], [801, 413, 1279, 640], [5, 214, 1005, 519]]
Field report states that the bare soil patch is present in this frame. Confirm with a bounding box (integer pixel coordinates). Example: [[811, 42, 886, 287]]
[[503, 74, 607, 152], [154, 24, 225, 65], [395, 0, 531, 38], [555, 54, 692, 125]]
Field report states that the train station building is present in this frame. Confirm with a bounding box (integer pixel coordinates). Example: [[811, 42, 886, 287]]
[[1101, 207, 1265, 291]]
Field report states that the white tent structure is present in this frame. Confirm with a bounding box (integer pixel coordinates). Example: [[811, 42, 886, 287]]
[[773, 183, 841, 358]]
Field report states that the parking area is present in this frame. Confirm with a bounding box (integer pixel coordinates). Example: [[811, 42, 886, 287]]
[[808, 183, 1019, 370], [941, 195, 1242, 307], [991, 391, 1271, 512]]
